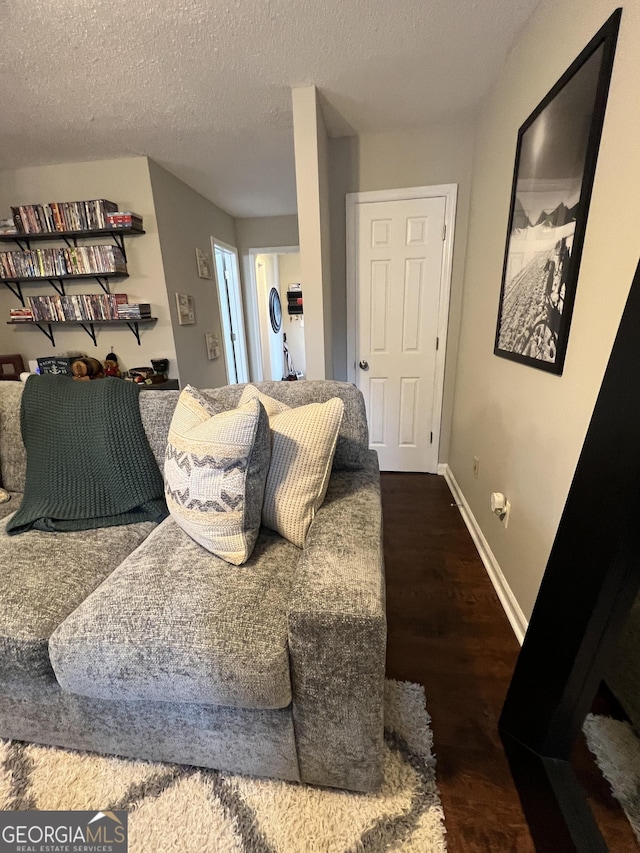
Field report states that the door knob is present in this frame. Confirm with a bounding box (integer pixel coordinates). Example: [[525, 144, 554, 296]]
[[359, 360, 369, 371]]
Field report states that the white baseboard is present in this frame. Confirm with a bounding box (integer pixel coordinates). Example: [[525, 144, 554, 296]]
[[439, 464, 528, 645]]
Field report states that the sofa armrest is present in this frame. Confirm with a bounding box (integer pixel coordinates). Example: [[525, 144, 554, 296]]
[[287, 450, 386, 791]]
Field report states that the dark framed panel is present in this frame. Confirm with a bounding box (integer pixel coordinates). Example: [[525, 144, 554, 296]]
[[500, 246, 640, 850], [494, 9, 620, 375]]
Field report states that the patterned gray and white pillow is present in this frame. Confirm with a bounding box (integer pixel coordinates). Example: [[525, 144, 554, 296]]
[[164, 386, 270, 565], [239, 385, 344, 548]]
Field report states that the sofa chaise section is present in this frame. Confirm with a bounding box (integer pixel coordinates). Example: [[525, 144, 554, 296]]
[[47, 451, 387, 792]]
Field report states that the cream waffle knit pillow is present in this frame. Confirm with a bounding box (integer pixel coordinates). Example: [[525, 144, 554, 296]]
[[239, 385, 344, 547], [165, 386, 270, 565]]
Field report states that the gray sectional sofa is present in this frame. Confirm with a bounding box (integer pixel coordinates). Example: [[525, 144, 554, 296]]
[[0, 380, 386, 792]]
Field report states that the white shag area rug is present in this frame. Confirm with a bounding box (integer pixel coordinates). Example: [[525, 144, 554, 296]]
[[0, 680, 446, 853], [583, 713, 640, 844]]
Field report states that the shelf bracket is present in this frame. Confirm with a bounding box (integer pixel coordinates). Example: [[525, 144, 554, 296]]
[[35, 323, 55, 346], [111, 233, 127, 263], [79, 322, 98, 346], [126, 321, 142, 345], [4, 281, 25, 306], [47, 278, 66, 297], [93, 276, 111, 294]]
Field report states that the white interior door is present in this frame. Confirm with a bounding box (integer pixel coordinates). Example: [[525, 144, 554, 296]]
[[354, 195, 447, 473]]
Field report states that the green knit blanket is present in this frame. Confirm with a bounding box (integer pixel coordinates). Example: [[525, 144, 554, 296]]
[[7, 375, 167, 534]]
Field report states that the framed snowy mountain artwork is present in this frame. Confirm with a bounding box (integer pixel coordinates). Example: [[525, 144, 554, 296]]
[[494, 10, 620, 375]]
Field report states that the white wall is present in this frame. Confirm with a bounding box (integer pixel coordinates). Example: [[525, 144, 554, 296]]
[[449, 1, 640, 620], [0, 157, 176, 378], [328, 120, 476, 462], [292, 86, 333, 379], [235, 215, 299, 381], [148, 160, 236, 389], [278, 252, 305, 377]]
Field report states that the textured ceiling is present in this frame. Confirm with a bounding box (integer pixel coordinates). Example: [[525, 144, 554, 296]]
[[0, 0, 540, 218]]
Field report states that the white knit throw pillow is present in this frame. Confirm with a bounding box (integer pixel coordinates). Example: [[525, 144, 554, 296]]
[[239, 385, 344, 547], [165, 386, 270, 565]]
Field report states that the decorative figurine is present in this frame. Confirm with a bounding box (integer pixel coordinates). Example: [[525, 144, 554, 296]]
[[104, 351, 121, 377]]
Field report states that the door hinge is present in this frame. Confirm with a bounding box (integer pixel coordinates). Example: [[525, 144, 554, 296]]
[[430, 432, 433, 444], [442, 223, 446, 241], [436, 336, 439, 351]]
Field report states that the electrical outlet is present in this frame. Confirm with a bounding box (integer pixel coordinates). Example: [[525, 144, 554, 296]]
[[473, 456, 480, 479]]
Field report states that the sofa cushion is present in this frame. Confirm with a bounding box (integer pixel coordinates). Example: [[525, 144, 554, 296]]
[[239, 386, 344, 548], [164, 387, 270, 565], [0, 382, 26, 493], [49, 517, 299, 710], [0, 515, 157, 682]]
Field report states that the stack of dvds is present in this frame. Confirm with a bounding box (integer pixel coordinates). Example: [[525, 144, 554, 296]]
[[9, 307, 33, 322], [0, 218, 17, 235], [117, 303, 152, 319], [106, 211, 143, 230]]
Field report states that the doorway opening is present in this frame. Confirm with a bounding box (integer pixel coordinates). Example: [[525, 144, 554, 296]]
[[212, 238, 249, 384], [249, 247, 305, 381]]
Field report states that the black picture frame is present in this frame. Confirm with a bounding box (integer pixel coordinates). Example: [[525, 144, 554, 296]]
[[494, 10, 620, 375]]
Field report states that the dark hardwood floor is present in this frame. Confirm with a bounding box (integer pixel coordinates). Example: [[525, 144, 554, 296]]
[[381, 472, 637, 852]]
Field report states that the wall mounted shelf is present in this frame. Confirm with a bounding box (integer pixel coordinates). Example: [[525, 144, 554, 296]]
[[1, 272, 129, 304], [7, 317, 157, 347], [0, 226, 145, 263]]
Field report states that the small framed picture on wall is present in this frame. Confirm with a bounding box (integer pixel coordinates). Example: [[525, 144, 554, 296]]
[[195, 247, 213, 279], [176, 293, 195, 325]]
